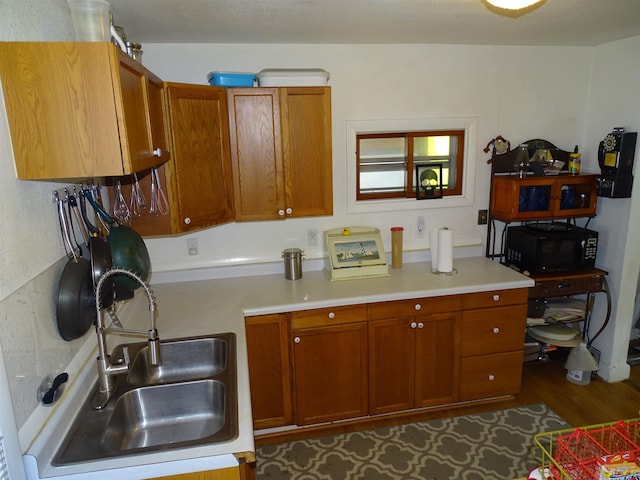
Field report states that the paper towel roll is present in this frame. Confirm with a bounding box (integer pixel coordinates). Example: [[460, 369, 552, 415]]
[[437, 227, 453, 273], [429, 228, 439, 272]]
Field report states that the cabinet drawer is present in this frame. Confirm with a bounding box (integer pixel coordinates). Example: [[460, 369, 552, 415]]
[[460, 305, 527, 356], [461, 288, 528, 310], [368, 295, 461, 320], [292, 305, 367, 329], [530, 274, 604, 298], [459, 351, 523, 400]]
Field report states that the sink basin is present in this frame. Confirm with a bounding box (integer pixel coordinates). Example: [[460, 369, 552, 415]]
[[101, 380, 227, 451], [52, 333, 237, 466], [127, 336, 228, 386]]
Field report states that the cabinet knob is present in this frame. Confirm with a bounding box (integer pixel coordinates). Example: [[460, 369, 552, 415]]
[[153, 147, 163, 157], [184, 217, 191, 224], [488, 374, 495, 381], [493, 294, 500, 302], [278, 209, 285, 216], [417, 322, 424, 329], [410, 322, 417, 329], [286, 207, 293, 215], [328, 312, 335, 319], [414, 304, 422, 311], [294, 336, 301, 344], [492, 327, 500, 334]]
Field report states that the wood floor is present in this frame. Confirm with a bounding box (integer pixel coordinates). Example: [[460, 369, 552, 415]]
[[484, 360, 640, 427], [255, 359, 640, 448]]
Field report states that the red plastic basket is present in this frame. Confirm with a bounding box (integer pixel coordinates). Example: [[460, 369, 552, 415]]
[[534, 419, 640, 480]]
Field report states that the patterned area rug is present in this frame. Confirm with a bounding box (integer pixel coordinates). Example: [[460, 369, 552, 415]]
[[255, 404, 569, 480]]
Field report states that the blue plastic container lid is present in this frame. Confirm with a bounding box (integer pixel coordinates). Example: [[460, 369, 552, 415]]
[[207, 71, 256, 87]]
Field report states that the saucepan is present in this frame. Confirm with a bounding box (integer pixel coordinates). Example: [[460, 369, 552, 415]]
[[82, 189, 151, 291]]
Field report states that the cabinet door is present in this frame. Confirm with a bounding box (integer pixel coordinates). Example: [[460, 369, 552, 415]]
[[414, 311, 460, 408], [280, 87, 333, 217], [293, 322, 368, 425], [149, 467, 242, 480], [551, 175, 598, 217], [116, 54, 159, 173], [227, 88, 285, 221], [245, 314, 293, 430], [369, 317, 416, 415], [165, 83, 234, 231], [491, 176, 555, 221]]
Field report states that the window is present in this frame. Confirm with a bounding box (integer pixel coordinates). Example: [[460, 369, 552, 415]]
[[346, 117, 478, 214], [357, 130, 464, 200]]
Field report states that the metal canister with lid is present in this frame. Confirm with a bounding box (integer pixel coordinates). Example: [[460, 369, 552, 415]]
[[282, 248, 304, 280], [126, 41, 143, 63]]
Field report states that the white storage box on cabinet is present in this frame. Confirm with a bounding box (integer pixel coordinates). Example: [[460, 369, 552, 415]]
[[257, 68, 329, 86]]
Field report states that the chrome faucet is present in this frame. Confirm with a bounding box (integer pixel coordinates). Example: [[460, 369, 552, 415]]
[[92, 268, 161, 410]]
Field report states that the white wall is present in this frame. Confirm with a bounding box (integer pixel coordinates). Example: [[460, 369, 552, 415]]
[[141, 43, 594, 275], [0, 2, 76, 479], [582, 35, 640, 381]]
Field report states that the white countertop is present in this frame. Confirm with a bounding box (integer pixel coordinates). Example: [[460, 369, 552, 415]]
[[23, 257, 533, 479]]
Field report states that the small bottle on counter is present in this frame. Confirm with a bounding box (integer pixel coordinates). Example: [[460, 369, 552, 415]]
[[568, 145, 581, 175], [391, 227, 403, 269]]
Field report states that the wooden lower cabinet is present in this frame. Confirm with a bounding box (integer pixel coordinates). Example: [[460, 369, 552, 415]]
[[246, 288, 528, 432], [245, 314, 293, 429], [459, 293, 528, 401], [368, 305, 460, 415], [293, 322, 368, 425], [150, 466, 241, 480]]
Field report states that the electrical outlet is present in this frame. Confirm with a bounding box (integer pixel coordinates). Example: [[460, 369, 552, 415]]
[[307, 228, 318, 247], [477, 209, 488, 225], [187, 238, 199, 256], [416, 216, 425, 238]]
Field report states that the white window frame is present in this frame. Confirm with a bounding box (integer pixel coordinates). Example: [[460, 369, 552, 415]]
[[346, 116, 478, 214]]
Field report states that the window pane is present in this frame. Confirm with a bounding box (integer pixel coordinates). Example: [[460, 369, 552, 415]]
[[413, 135, 458, 190], [359, 137, 406, 194]]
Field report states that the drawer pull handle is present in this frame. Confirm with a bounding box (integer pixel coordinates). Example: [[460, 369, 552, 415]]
[[410, 321, 417, 329], [328, 312, 335, 319], [417, 322, 424, 329], [493, 294, 500, 302], [488, 374, 495, 381], [414, 304, 422, 311], [492, 327, 500, 334], [294, 336, 301, 344], [153, 147, 163, 157]]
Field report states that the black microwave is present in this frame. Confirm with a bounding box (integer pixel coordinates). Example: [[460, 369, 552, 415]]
[[505, 223, 598, 274]]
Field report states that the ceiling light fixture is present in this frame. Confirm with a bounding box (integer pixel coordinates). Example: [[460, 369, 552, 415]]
[[485, 0, 543, 9], [482, 0, 546, 17]]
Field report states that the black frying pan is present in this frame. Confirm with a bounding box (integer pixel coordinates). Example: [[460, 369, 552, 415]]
[[56, 257, 96, 341], [55, 196, 96, 341]]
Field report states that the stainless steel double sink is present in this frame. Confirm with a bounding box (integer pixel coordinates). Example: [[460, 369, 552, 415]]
[[53, 333, 237, 465]]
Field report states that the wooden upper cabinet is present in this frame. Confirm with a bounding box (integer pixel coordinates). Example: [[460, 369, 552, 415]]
[[164, 83, 234, 232], [227, 87, 332, 221], [111, 83, 234, 236], [227, 88, 284, 221], [281, 87, 333, 218], [0, 42, 168, 179]]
